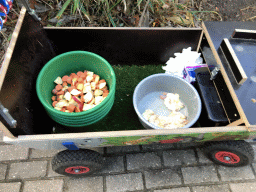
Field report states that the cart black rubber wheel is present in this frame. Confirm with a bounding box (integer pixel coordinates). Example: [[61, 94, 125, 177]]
[[202, 140, 254, 167], [51, 149, 104, 176]]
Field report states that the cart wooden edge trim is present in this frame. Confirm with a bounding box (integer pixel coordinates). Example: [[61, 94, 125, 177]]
[[233, 29, 256, 34], [232, 29, 256, 39], [0, 7, 26, 138], [202, 22, 250, 127], [227, 119, 244, 127], [196, 30, 204, 53], [43, 27, 203, 30], [0, 122, 15, 138], [248, 128, 256, 134], [3, 126, 250, 141], [0, 6, 26, 91]]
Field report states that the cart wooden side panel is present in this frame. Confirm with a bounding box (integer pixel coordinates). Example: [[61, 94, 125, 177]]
[[0, 7, 26, 138], [3, 126, 251, 150]]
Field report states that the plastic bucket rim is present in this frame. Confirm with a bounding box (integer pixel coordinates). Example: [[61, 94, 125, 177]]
[[51, 100, 115, 127], [133, 73, 202, 129], [36, 50, 116, 117]]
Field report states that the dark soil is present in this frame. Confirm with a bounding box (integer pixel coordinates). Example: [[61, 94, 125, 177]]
[[202, 0, 256, 21]]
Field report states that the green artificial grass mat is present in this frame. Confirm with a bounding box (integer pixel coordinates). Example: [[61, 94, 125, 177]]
[[54, 64, 165, 133]]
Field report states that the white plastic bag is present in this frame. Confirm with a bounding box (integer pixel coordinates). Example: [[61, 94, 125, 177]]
[[162, 47, 204, 82]]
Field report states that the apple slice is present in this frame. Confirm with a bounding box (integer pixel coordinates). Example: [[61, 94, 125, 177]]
[[78, 103, 84, 111], [57, 95, 63, 101], [54, 106, 62, 111], [95, 96, 104, 105], [67, 104, 76, 112], [87, 71, 94, 76], [83, 91, 93, 103], [61, 107, 66, 112], [72, 96, 82, 104], [77, 83, 84, 91], [99, 82, 107, 89], [98, 79, 106, 84], [72, 78, 77, 86], [103, 92, 109, 97], [94, 89, 103, 96], [86, 75, 93, 83], [94, 75, 100, 84], [70, 89, 81, 96], [75, 106, 81, 112], [91, 82, 96, 90], [64, 91, 72, 101], [55, 100, 68, 108], [83, 104, 94, 111], [62, 85, 69, 92], [83, 83, 91, 93], [101, 86, 108, 91], [88, 97, 95, 105], [54, 76, 63, 85], [72, 96, 84, 112]]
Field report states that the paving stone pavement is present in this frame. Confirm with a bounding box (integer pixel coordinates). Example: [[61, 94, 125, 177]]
[[0, 135, 256, 192]]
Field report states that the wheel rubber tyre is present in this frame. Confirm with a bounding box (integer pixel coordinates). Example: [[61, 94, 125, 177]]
[[202, 140, 254, 167], [51, 149, 104, 176]]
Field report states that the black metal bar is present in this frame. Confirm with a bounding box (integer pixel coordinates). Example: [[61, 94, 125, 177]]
[[232, 29, 256, 40], [219, 38, 247, 85], [0, 101, 17, 128]]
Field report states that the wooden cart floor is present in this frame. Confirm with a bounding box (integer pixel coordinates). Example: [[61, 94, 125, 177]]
[[53, 64, 208, 134]]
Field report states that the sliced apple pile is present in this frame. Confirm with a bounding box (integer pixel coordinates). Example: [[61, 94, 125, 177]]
[[51, 70, 109, 112]]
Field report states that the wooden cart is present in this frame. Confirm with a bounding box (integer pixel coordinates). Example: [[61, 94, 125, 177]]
[[0, 7, 256, 176]]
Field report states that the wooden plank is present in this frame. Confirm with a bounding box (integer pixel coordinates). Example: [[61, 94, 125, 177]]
[[202, 22, 250, 126], [44, 27, 202, 30], [197, 30, 204, 53], [246, 126, 256, 140], [227, 119, 244, 126], [0, 7, 26, 91], [248, 125, 256, 132], [0, 7, 26, 139], [220, 38, 247, 85], [3, 125, 250, 150], [0, 122, 15, 138], [12, 126, 249, 141], [232, 29, 256, 40]]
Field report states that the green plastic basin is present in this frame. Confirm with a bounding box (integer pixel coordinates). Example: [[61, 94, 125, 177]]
[[36, 51, 116, 127]]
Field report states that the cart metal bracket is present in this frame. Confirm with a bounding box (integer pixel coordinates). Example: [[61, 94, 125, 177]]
[[0, 101, 17, 128], [210, 66, 221, 80], [28, 8, 41, 21], [18, 0, 41, 21]]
